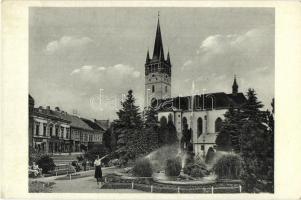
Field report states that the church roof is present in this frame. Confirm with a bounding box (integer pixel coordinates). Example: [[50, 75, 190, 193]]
[[154, 92, 247, 112], [152, 18, 164, 60]]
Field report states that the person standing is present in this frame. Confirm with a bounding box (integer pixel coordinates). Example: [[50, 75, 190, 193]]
[[94, 155, 103, 187]]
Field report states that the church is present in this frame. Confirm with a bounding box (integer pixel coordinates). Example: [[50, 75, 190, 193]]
[[144, 16, 247, 158]]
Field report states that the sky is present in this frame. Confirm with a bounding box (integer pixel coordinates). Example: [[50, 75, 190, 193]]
[[29, 7, 275, 120]]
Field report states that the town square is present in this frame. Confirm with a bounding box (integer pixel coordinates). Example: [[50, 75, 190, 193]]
[[28, 7, 274, 193]]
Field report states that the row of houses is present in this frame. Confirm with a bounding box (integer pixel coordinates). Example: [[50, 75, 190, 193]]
[[29, 95, 109, 154]]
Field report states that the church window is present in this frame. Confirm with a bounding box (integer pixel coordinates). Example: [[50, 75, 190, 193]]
[[168, 114, 173, 123], [215, 117, 222, 132], [152, 85, 155, 93], [182, 117, 188, 129], [160, 116, 167, 127], [197, 117, 203, 137]]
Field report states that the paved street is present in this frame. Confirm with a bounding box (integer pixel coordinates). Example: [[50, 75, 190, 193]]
[[34, 167, 143, 193]]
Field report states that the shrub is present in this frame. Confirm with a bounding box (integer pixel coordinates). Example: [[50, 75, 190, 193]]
[[132, 158, 153, 177], [29, 146, 43, 165], [183, 155, 208, 177], [165, 158, 181, 176], [213, 153, 242, 179], [190, 167, 205, 178], [36, 155, 55, 173], [205, 147, 215, 164]]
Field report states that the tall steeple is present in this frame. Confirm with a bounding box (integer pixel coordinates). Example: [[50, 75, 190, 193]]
[[166, 51, 171, 64], [152, 12, 164, 60], [146, 49, 150, 63], [232, 75, 238, 94], [144, 12, 171, 108]]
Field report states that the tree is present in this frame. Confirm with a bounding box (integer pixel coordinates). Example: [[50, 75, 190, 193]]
[[215, 89, 274, 192], [158, 115, 178, 146], [103, 128, 112, 151], [240, 89, 274, 192], [114, 90, 143, 149], [143, 106, 160, 152], [216, 105, 243, 152]]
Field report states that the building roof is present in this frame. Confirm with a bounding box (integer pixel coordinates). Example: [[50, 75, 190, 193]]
[[59, 113, 93, 131], [155, 92, 247, 112], [94, 119, 110, 131], [198, 133, 217, 144], [33, 107, 69, 123], [152, 17, 164, 60], [81, 118, 105, 131]]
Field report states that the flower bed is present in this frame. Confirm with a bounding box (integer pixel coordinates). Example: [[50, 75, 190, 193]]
[[103, 174, 241, 193]]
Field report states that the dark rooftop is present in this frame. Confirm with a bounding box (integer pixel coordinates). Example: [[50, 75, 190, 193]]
[[154, 92, 247, 112]]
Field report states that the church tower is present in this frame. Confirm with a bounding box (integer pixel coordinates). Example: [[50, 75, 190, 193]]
[[232, 75, 238, 94], [145, 15, 171, 107]]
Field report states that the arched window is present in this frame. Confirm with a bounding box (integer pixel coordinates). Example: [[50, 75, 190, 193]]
[[152, 85, 155, 93], [215, 117, 222, 132], [168, 114, 173, 123], [182, 117, 187, 127], [160, 116, 167, 127], [197, 117, 203, 137]]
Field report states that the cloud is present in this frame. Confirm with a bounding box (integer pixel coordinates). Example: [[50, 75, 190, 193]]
[[70, 65, 95, 75], [45, 36, 93, 55], [174, 25, 274, 108], [70, 63, 141, 91]]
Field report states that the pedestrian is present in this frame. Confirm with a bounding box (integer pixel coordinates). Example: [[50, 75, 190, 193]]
[[94, 155, 103, 187], [82, 158, 87, 171]]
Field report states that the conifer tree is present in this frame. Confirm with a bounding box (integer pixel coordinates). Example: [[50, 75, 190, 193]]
[[114, 90, 143, 156], [143, 106, 159, 151], [216, 105, 243, 152]]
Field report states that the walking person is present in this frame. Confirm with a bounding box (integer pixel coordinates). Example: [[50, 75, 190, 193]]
[[94, 155, 103, 188]]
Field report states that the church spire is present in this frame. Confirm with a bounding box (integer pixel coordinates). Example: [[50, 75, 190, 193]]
[[232, 75, 238, 94], [166, 51, 171, 64], [152, 12, 164, 60], [146, 49, 150, 63]]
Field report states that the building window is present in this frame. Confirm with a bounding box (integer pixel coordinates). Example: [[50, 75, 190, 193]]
[[215, 117, 222, 132], [201, 145, 205, 150], [60, 127, 64, 138], [43, 124, 47, 136], [197, 117, 203, 137], [165, 86, 167, 92], [168, 114, 173, 123], [55, 126, 59, 137], [182, 117, 188, 129], [152, 85, 155, 93], [66, 128, 70, 139], [49, 126, 53, 136], [35, 122, 40, 135], [160, 116, 167, 127]]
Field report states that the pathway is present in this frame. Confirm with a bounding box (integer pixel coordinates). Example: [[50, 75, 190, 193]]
[[32, 167, 143, 193]]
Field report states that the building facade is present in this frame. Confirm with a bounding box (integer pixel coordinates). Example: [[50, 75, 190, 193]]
[[145, 17, 247, 158], [32, 106, 71, 154], [29, 97, 107, 154], [81, 118, 104, 144]]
